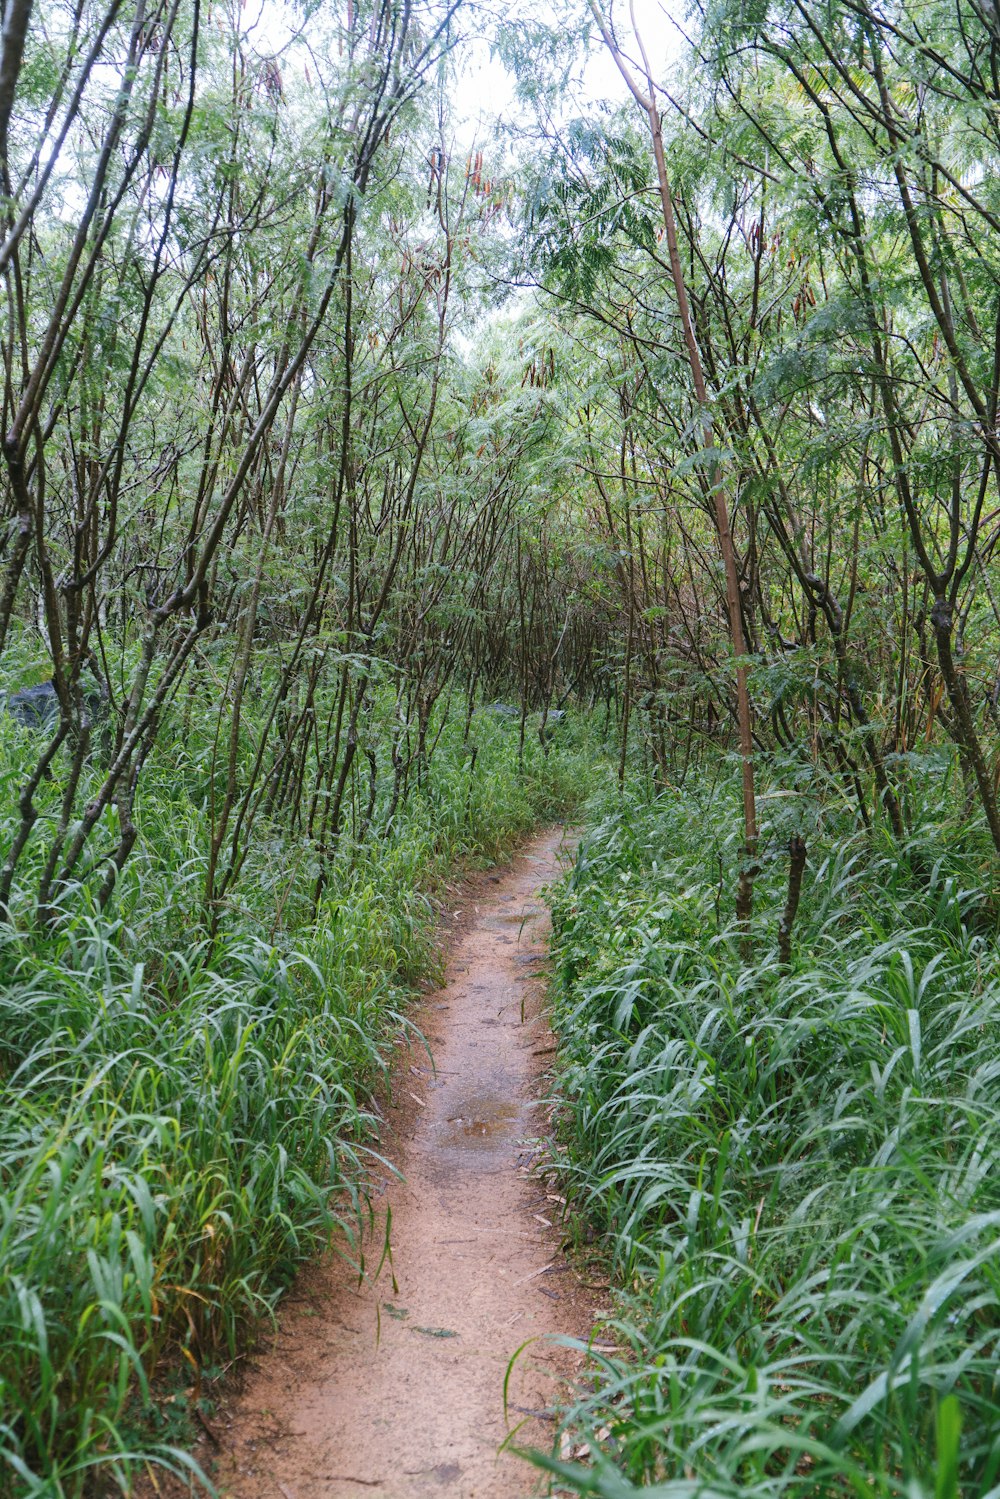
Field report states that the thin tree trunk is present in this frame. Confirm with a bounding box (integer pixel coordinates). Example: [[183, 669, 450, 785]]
[[778, 835, 808, 968], [591, 1, 758, 938]]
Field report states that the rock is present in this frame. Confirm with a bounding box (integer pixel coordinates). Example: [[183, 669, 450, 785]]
[[6, 679, 107, 729], [479, 702, 520, 720], [6, 681, 59, 726]]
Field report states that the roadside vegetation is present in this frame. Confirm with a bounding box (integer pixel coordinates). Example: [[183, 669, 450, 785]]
[[0, 703, 597, 1494], [4, 0, 1000, 1488], [495, 0, 1000, 1486], [0, 0, 612, 1486], [542, 761, 1000, 1495]]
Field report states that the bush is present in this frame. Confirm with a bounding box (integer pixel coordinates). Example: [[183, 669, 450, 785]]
[[541, 767, 1000, 1497]]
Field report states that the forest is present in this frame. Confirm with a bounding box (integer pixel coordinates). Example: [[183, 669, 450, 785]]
[[1, 0, 999, 1490]]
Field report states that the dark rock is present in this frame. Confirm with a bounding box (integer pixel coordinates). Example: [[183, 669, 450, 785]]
[[6, 681, 59, 726], [479, 702, 520, 720], [6, 679, 107, 729]]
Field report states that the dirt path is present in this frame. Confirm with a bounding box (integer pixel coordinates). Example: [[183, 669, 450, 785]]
[[212, 828, 601, 1499]]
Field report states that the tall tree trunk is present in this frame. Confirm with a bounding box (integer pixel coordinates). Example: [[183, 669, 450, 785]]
[[591, 2, 758, 937]]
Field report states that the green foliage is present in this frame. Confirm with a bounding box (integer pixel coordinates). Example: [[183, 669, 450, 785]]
[[0, 700, 600, 1496], [541, 766, 1000, 1495]]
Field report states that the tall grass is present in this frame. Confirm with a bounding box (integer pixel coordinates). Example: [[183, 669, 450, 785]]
[[541, 759, 1000, 1497], [0, 696, 602, 1497]]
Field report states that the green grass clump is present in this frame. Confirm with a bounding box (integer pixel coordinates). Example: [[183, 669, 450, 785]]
[[0, 699, 603, 1496], [541, 765, 1000, 1497], [0, 937, 389, 1495]]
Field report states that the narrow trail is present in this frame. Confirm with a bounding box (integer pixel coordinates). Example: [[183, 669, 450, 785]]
[[213, 828, 603, 1499]]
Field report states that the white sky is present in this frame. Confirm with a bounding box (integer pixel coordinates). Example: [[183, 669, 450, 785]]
[[246, 0, 687, 145], [453, 1, 686, 137]]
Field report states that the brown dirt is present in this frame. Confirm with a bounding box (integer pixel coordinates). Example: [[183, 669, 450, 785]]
[[206, 827, 604, 1499]]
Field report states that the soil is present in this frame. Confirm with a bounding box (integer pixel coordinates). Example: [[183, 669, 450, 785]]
[[204, 827, 605, 1499]]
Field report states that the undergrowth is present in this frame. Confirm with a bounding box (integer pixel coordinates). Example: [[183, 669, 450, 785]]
[[0, 696, 601, 1497], [541, 754, 1000, 1497]]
